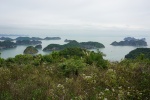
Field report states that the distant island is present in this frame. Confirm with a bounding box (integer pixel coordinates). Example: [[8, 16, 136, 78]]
[[111, 37, 147, 46], [44, 37, 61, 40], [35, 44, 42, 49], [0, 41, 16, 50], [0, 36, 61, 41], [64, 39, 75, 42], [24, 46, 38, 54], [16, 40, 42, 45], [125, 48, 150, 59], [43, 40, 105, 51], [16, 37, 43, 41], [0, 40, 42, 50]]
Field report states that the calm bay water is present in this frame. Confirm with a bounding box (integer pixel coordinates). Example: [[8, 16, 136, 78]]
[[0, 36, 149, 61]]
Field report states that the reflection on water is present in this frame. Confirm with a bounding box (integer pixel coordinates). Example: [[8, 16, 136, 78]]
[[0, 36, 149, 61]]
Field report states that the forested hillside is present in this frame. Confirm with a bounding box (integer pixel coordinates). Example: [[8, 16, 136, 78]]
[[0, 48, 149, 100]]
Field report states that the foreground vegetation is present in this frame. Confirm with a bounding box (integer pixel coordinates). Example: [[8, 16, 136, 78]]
[[0, 48, 150, 100]]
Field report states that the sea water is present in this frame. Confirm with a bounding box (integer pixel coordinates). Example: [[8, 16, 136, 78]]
[[0, 35, 149, 61]]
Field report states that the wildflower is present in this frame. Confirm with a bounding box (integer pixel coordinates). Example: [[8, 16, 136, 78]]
[[112, 88, 115, 92], [66, 78, 69, 82], [100, 92, 104, 95], [105, 88, 109, 91], [57, 84, 64, 89], [84, 76, 92, 80], [139, 93, 142, 95], [118, 86, 122, 89], [104, 98, 108, 100]]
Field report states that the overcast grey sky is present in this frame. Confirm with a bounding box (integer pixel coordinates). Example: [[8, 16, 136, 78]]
[[0, 0, 150, 36]]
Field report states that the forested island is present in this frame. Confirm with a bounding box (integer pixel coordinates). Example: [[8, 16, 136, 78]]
[[0, 40, 42, 50], [16, 40, 42, 45], [35, 44, 42, 49], [0, 47, 149, 99], [24, 46, 38, 54], [0, 36, 61, 49], [43, 40, 105, 51], [0, 41, 16, 49], [125, 48, 150, 59], [111, 37, 147, 46]]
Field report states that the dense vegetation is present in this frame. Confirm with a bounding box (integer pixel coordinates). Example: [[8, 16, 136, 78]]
[[43, 40, 105, 51], [0, 47, 149, 100], [125, 48, 150, 59]]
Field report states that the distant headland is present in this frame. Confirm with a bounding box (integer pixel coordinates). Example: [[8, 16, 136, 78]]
[[43, 40, 105, 51], [111, 37, 147, 46]]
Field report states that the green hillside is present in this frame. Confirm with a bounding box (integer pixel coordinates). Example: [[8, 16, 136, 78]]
[[0, 48, 149, 100]]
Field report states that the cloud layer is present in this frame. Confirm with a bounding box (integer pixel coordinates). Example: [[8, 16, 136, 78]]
[[0, 0, 150, 35]]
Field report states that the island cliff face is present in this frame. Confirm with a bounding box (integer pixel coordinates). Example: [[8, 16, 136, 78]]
[[111, 37, 147, 46], [43, 40, 105, 51]]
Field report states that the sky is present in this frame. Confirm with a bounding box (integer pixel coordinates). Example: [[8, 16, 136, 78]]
[[0, 0, 150, 36]]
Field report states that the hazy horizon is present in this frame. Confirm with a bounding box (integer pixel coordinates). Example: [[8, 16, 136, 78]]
[[0, 0, 150, 36]]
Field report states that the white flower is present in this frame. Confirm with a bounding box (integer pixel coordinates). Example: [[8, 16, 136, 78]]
[[57, 84, 64, 89], [84, 76, 92, 80], [112, 88, 115, 92], [105, 88, 109, 91], [118, 86, 122, 89], [104, 98, 108, 100]]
